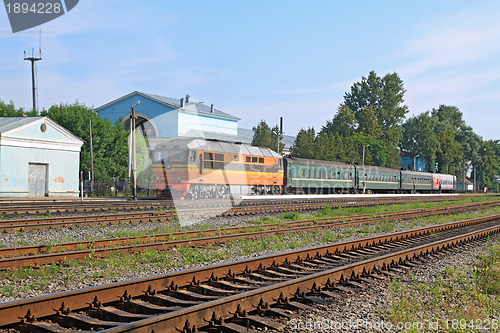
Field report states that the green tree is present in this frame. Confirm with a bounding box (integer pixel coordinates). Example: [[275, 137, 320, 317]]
[[322, 104, 357, 137], [0, 99, 37, 116], [402, 112, 439, 172], [251, 120, 273, 149], [456, 125, 483, 178], [431, 105, 465, 130], [477, 140, 500, 190], [270, 125, 285, 155], [136, 132, 153, 186], [40, 102, 129, 180], [356, 106, 382, 137], [343, 71, 408, 139], [430, 105, 466, 175], [292, 127, 316, 159], [342, 71, 409, 168], [435, 129, 463, 174], [314, 131, 336, 161]]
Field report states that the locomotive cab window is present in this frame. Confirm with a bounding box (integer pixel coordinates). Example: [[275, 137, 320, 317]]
[[189, 151, 196, 162], [252, 157, 258, 163], [259, 157, 264, 163], [246, 156, 251, 163]]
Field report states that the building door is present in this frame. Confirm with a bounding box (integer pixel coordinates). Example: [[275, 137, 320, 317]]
[[28, 163, 48, 197]]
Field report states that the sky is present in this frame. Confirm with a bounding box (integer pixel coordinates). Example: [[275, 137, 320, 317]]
[[1, 1, 499, 140]]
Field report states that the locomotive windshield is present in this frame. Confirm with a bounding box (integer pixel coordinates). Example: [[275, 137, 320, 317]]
[[154, 149, 188, 162]]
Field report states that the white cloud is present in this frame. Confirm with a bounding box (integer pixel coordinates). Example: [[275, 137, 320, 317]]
[[396, 5, 500, 140], [399, 7, 500, 76]]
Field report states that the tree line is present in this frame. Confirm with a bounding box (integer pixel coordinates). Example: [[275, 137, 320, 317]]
[[252, 71, 500, 190]]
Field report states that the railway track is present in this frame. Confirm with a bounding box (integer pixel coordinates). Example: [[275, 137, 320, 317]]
[[0, 200, 499, 270], [0, 195, 488, 233], [0, 214, 498, 332], [0, 194, 475, 217]]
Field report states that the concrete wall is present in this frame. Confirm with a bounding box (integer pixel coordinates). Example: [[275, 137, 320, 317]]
[[178, 112, 238, 136], [0, 145, 80, 197]]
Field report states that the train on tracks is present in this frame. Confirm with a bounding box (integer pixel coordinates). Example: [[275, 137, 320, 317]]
[[152, 138, 456, 199]]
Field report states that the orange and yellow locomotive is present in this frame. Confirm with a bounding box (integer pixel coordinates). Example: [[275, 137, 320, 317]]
[[152, 138, 283, 199]]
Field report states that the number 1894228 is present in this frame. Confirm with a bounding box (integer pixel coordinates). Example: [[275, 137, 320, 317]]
[[6, 2, 62, 14]]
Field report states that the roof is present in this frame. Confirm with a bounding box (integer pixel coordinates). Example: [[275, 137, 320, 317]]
[[0, 117, 42, 133], [95, 91, 240, 121], [0, 116, 84, 151], [285, 157, 355, 168], [356, 164, 403, 173], [155, 137, 281, 158]]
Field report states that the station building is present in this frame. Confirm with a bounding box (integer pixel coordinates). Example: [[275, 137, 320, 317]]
[[0, 117, 83, 197], [96, 91, 240, 151], [96, 91, 295, 154]]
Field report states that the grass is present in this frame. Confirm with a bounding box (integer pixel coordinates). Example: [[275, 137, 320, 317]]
[[385, 242, 500, 332], [474, 243, 500, 294], [241, 196, 500, 227], [2, 196, 500, 299]]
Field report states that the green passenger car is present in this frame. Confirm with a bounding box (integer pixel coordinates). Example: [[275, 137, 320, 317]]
[[355, 165, 400, 193], [401, 170, 433, 193], [284, 157, 355, 194]]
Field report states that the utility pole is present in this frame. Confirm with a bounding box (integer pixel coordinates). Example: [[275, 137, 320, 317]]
[[130, 101, 140, 200], [277, 117, 283, 154], [463, 160, 466, 192], [89, 118, 94, 195], [474, 166, 476, 192], [362, 145, 369, 165], [24, 48, 42, 112]]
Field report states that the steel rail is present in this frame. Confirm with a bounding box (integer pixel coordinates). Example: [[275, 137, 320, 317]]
[[101, 223, 500, 333], [0, 194, 478, 217], [0, 201, 497, 269], [0, 214, 498, 329], [0, 196, 494, 234]]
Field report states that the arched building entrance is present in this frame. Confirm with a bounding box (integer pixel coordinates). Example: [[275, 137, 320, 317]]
[[121, 112, 159, 140]]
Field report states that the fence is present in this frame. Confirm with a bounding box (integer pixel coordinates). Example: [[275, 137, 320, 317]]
[[81, 180, 157, 197]]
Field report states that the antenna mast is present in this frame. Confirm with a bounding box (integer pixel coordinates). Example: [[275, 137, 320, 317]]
[[24, 30, 42, 112]]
